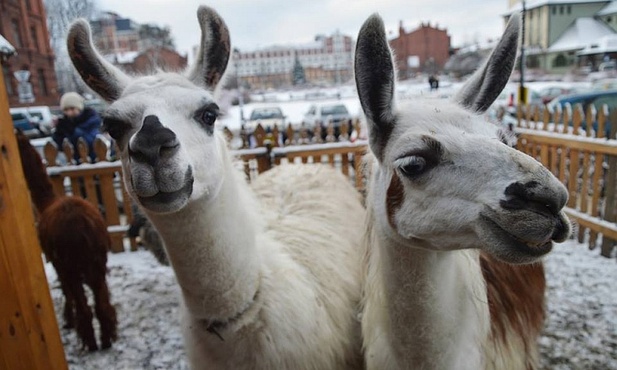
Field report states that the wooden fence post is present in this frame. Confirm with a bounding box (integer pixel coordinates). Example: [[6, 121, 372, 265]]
[[601, 111, 617, 257], [0, 71, 68, 369]]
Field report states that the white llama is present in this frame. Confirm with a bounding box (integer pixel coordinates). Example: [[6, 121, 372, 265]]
[[354, 13, 571, 370], [67, 6, 365, 369]]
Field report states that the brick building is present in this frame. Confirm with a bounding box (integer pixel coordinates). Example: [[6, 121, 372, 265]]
[[389, 21, 451, 79], [1, 0, 59, 107], [105, 47, 188, 74]]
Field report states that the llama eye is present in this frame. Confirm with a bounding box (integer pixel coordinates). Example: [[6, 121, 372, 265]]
[[102, 117, 130, 140], [398, 156, 427, 178], [197, 109, 217, 127]]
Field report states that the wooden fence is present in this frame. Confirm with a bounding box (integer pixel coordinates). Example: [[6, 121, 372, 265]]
[[515, 104, 617, 258], [41, 125, 368, 253], [43, 138, 135, 253], [39, 108, 617, 259]]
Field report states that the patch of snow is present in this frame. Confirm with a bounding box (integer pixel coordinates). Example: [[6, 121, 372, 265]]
[[43, 239, 617, 369]]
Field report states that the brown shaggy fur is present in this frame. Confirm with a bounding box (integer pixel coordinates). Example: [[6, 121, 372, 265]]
[[15, 131, 117, 351], [481, 252, 546, 353]]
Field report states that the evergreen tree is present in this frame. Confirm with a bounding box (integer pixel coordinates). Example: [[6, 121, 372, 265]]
[[292, 57, 305, 85]]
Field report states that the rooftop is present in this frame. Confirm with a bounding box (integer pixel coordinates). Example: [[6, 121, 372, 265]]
[[0, 34, 16, 57], [597, 0, 617, 15], [504, 0, 609, 15], [547, 17, 615, 53]]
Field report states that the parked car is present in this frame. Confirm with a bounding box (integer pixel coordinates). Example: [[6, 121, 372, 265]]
[[537, 86, 588, 105], [547, 89, 617, 136], [303, 103, 352, 129], [243, 106, 287, 132], [591, 78, 617, 91], [11, 106, 56, 136], [10, 111, 43, 138]]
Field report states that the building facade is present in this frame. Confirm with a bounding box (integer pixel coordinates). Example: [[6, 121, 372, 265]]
[[232, 31, 354, 89], [105, 47, 188, 74], [389, 21, 451, 79], [505, 0, 616, 73], [1, 0, 59, 107], [90, 12, 141, 55]]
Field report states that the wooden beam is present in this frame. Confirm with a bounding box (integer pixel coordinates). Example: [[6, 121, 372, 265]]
[[0, 70, 67, 369], [517, 130, 617, 155]]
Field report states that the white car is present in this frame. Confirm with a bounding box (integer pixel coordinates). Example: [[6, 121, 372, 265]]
[[10, 106, 56, 136], [243, 107, 286, 132], [303, 103, 352, 129]]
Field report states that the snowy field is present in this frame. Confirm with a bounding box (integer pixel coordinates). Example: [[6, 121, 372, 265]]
[[44, 239, 617, 370], [216, 79, 462, 132]]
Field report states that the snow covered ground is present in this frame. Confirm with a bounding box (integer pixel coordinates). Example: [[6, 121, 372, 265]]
[[44, 239, 617, 370]]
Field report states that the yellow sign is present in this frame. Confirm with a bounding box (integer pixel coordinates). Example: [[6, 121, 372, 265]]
[[518, 86, 528, 105]]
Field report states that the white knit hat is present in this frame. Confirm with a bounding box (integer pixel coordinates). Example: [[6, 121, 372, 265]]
[[60, 92, 84, 110]]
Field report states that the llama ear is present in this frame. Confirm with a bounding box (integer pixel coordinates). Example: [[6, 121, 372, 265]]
[[67, 19, 130, 102], [187, 6, 231, 90], [454, 13, 521, 113], [354, 13, 396, 162]]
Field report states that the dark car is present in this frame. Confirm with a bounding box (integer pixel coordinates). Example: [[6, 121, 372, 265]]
[[547, 89, 617, 136], [11, 112, 41, 137]]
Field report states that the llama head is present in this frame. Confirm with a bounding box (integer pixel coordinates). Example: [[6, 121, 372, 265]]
[[355, 13, 570, 264], [67, 6, 231, 213]]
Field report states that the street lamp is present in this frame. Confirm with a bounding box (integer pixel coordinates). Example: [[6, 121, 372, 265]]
[[519, 0, 527, 105], [233, 50, 245, 125]]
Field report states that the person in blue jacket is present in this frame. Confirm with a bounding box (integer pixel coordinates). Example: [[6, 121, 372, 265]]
[[53, 92, 101, 162]]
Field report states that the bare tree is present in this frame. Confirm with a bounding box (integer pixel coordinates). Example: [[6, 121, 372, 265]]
[[44, 0, 98, 95]]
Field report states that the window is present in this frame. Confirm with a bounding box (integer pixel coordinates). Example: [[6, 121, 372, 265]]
[[530, 10, 533, 20], [608, 17, 613, 23], [37, 69, 48, 95], [11, 19, 22, 47], [2, 65, 14, 95], [553, 54, 567, 67], [552, 6, 556, 15], [567, 5, 571, 14], [593, 95, 617, 112], [560, 6, 564, 15], [30, 26, 38, 50]]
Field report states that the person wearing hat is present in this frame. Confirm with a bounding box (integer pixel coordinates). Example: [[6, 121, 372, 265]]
[[53, 92, 102, 162]]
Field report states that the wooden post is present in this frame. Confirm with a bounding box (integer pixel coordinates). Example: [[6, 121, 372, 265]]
[[0, 69, 68, 369], [601, 110, 617, 257]]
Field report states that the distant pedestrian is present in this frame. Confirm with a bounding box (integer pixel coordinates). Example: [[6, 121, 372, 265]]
[[428, 75, 439, 91], [429, 75, 436, 90]]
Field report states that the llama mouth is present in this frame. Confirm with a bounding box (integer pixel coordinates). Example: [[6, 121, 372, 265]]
[[479, 215, 553, 260], [137, 168, 194, 213]]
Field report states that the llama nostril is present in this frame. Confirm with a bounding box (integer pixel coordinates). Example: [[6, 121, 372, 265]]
[[551, 215, 571, 242], [501, 181, 562, 217], [129, 115, 178, 166]]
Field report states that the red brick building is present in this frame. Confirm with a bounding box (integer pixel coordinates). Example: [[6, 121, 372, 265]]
[[389, 21, 451, 79], [1, 0, 59, 107], [106, 47, 188, 75]]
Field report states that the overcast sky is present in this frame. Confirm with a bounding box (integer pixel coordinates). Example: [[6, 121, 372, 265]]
[[98, 0, 509, 57]]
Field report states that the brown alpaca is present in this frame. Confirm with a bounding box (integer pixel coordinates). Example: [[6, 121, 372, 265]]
[[15, 131, 117, 351]]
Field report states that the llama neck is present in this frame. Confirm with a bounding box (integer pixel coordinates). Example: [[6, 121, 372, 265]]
[[26, 179, 57, 212], [146, 158, 260, 321], [20, 151, 57, 212], [368, 222, 490, 369]]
